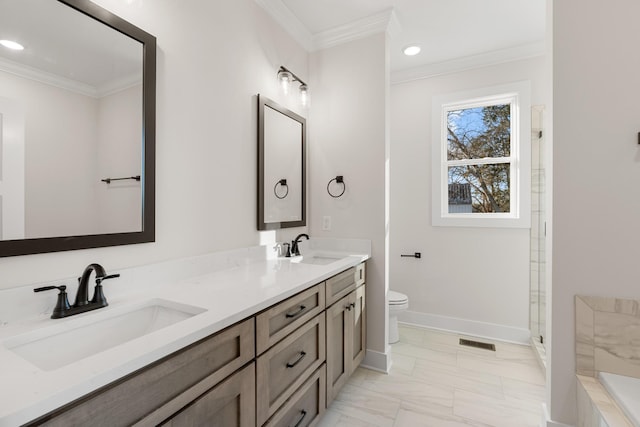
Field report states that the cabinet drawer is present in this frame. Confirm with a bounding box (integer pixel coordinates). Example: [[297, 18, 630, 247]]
[[257, 313, 326, 425], [31, 318, 255, 427], [257, 283, 325, 355], [326, 264, 364, 307], [159, 362, 255, 427], [264, 364, 326, 427]]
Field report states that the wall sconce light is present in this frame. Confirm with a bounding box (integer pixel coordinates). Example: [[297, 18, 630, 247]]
[[278, 66, 309, 107]]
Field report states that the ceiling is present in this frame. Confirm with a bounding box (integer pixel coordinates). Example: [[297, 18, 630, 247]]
[[0, 0, 142, 97], [257, 0, 546, 81]]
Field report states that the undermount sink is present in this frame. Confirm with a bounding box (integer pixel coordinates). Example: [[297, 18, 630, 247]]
[[3, 299, 206, 371], [291, 254, 346, 265]]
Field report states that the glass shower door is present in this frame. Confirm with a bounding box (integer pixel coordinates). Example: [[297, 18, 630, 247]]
[[530, 105, 546, 350]]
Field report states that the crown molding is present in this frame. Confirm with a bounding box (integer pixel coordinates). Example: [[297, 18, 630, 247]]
[[391, 41, 546, 84], [0, 57, 98, 97], [0, 57, 141, 98], [255, 0, 398, 52], [254, 0, 314, 51], [313, 8, 398, 51]]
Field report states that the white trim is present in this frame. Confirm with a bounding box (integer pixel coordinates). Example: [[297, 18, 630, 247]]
[[253, 0, 315, 51], [541, 404, 573, 427], [361, 348, 391, 373], [313, 8, 397, 51], [0, 57, 141, 98], [398, 310, 531, 344], [253, 0, 397, 52], [432, 81, 531, 228], [391, 42, 545, 84]]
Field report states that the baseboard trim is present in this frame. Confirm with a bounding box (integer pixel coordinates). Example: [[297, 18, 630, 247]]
[[361, 348, 391, 373], [398, 310, 531, 344], [541, 404, 573, 427]]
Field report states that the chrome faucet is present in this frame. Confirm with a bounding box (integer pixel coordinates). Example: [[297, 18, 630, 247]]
[[291, 233, 309, 256], [34, 263, 120, 319]]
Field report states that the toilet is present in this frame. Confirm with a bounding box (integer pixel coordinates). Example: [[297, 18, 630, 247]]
[[388, 290, 409, 344]]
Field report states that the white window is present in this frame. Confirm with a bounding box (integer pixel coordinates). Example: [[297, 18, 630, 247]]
[[432, 82, 531, 228]]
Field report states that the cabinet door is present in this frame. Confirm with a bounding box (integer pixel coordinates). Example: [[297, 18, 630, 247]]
[[325, 293, 351, 405], [350, 285, 366, 374], [160, 363, 255, 427]]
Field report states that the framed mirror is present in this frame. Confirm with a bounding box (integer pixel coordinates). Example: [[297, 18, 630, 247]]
[[257, 95, 306, 230], [0, 0, 156, 257]]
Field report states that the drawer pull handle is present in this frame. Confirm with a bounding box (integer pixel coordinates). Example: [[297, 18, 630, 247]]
[[345, 302, 355, 311], [285, 305, 307, 318], [290, 409, 307, 427], [286, 351, 307, 368]]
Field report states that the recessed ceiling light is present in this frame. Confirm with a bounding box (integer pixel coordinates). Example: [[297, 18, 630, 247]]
[[0, 39, 24, 51], [403, 45, 421, 56]]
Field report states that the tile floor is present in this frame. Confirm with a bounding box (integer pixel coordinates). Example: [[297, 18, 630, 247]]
[[318, 324, 546, 427]]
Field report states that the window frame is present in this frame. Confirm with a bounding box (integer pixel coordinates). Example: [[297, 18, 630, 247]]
[[431, 81, 531, 228]]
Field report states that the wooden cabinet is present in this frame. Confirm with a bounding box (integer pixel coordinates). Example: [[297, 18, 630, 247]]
[[256, 283, 325, 355], [263, 365, 326, 427], [159, 363, 255, 427], [26, 261, 366, 427], [257, 313, 326, 425], [326, 285, 366, 404], [31, 318, 255, 427], [325, 263, 365, 307]]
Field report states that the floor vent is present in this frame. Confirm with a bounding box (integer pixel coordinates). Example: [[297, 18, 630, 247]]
[[459, 338, 496, 351]]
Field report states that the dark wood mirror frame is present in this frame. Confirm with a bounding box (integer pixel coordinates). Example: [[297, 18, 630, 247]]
[[0, 0, 156, 257], [257, 95, 306, 230]]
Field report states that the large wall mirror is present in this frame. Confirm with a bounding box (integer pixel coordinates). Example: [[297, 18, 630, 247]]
[[258, 95, 305, 230], [0, 0, 156, 257]]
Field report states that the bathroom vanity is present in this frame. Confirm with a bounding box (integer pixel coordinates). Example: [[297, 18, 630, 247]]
[[0, 241, 370, 427]]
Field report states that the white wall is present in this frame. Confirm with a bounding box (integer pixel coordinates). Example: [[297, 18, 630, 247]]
[[0, 0, 309, 289], [550, 0, 640, 424], [309, 33, 389, 362], [0, 71, 143, 237], [0, 70, 99, 238], [390, 57, 549, 341], [96, 84, 143, 234]]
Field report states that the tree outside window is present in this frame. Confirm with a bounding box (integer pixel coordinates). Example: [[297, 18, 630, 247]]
[[446, 103, 512, 213], [431, 81, 531, 228]]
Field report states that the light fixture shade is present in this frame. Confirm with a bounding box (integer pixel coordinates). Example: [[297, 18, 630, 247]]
[[299, 84, 309, 107], [277, 69, 293, 94]]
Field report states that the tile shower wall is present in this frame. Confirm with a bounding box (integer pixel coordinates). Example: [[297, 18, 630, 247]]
[[575, 295, 640, 379]]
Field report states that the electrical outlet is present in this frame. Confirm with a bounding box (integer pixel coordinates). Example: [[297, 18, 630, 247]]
[[322, 216, 332, 231]]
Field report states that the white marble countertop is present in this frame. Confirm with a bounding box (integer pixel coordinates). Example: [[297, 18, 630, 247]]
[[0, 240, 370, 426]]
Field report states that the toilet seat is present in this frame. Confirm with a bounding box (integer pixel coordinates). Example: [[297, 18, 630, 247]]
[[389, 290, 408, 305], [388, 290, 409, 344]]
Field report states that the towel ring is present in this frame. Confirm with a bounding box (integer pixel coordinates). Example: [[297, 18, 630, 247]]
[[327, 175, 345, 198], [274, 179, 289, 199]]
